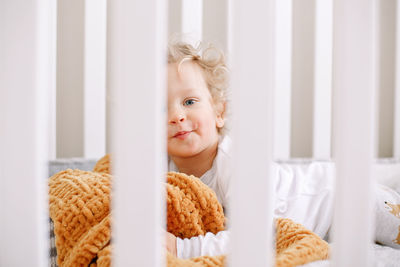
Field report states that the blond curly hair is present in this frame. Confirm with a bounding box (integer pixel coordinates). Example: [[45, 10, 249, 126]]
[[167, 40, 230, 135]]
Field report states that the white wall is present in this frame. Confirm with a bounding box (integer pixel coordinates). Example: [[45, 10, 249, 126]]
[[202, 0, 230, 52], [56, 0, 84, 158], [291, 0, 315, 157], [378, 0, 396, 157], [57, 0, 106, 159]]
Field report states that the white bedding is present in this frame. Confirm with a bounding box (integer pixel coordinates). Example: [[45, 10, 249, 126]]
[[373, 158, 400, 193], [300, 159, 400, 267], [301, 244, 400, 267]]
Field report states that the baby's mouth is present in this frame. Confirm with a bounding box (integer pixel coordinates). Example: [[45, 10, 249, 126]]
[[173, 131, 191, 140]]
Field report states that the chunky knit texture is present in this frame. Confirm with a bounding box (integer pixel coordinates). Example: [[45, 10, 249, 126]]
[[275, 218, 329, 266], [48, 169, 112, 267], [167, 172, 225, 239], [92, 154, 111, 174], [49, 154, 329, 266]]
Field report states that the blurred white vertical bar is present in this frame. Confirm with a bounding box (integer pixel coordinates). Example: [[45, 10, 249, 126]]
[[332, 0, 376, 266], [84, 0, 107, 158], [108, 0, 167, 266], [181, 0, 203, 45], [230, 0, 274, 266], [395, 0, 400, 158], [274, 0, 292, 160], [313, 0, 333, 160], [0, 0, 54, 265]]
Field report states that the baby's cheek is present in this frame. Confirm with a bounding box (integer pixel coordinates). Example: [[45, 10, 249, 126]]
[[201, 117, 219, 134], [167, 141, 174, 153]]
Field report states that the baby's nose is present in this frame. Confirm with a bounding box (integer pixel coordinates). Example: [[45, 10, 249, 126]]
[[168, 112, 185, 124]]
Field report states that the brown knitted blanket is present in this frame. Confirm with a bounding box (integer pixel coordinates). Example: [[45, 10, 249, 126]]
[[49, 155, 329, 267]]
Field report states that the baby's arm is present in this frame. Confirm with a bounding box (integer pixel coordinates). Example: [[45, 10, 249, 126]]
[[164, 230, 177, 256], [176, 230, 230, 259]]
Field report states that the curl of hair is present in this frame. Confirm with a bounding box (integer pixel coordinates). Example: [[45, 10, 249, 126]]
[[168, 39, 230, 135]]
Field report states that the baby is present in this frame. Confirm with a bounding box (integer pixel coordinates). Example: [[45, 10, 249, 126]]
[[164, 40, 400, 258]]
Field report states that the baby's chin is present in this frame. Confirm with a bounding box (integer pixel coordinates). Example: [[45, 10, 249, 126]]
[[167, 145, 201, 159], [168, 150, 199, 159]]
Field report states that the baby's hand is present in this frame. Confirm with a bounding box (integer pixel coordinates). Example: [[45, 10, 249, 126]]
[[163, 230, 177, 257]]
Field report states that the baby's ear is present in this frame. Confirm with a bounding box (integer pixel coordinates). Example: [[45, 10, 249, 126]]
[[215, 102, 226, 128]]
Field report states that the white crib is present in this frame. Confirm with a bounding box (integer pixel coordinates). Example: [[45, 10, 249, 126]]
[[1, 0, 400, 266]]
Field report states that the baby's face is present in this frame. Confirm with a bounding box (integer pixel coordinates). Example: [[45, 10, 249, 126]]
[[167, 61, 224, 159]]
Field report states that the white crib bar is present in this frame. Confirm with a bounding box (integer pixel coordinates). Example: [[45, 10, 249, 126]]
[[108, 0, 167, 266], [274, 0, 292, 160], [313, 0, 333, 160], [331, 0, 375, 266], [394, 0, 400, 158], [0, 0, 54, 265], [181, 0, 203, 45], [84, 0, 107, 159], [230, 0, 275, 266]]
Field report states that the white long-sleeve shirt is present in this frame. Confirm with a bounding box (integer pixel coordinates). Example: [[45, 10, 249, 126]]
[[168, 136, 335, 258]]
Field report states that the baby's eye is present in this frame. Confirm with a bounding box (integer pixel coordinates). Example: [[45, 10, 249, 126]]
[[183, 99, 197, 106]]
